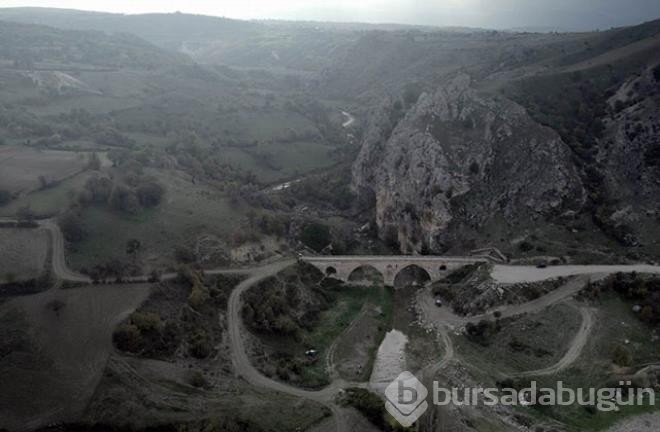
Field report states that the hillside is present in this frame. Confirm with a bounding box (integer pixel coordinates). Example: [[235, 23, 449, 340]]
[[349, 18, 660, 260]]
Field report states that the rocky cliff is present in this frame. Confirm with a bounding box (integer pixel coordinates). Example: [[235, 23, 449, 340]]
[[352, 75, 586, 253]]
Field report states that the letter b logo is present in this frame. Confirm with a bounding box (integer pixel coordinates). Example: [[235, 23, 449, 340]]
[[385, 372, 428, 427]]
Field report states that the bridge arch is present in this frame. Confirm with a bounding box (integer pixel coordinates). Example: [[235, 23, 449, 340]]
[[393, 264, 431, 289], [347, 265, 385, 285]]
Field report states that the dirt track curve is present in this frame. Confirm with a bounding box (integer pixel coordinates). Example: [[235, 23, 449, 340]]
[[513, 305, 596, 377]]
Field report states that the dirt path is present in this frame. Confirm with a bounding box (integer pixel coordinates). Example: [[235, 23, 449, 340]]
[[513, 305, 596, 377], [40, 220, 91, 283], [419, 327, 455, 381]]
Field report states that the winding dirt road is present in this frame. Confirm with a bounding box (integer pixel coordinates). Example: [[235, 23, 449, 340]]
[[513, 305, 596, 377]]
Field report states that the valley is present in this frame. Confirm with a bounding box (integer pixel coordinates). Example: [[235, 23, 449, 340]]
[[0, 5, 659, 432]]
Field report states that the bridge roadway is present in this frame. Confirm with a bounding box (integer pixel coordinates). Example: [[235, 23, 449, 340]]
[[301, 255, 488, 286]]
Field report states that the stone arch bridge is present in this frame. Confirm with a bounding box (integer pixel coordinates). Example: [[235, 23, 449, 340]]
[[302, 255, 490, 287]]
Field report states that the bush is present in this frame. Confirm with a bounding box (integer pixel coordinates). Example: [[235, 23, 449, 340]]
[[136, 181, 164, 207], [175, 245, 196, 264], [300, 222, 331, 252], [113, 323, 143, 353], [188, 329, 212, 359], [343, 388, 406, 432], [59, 212, 87, 243], [188, 370, 208, 388], [612, 345, 633, 367], [465, 320, 500, 346], [109, 185, 139, 214], [0, 189, 11, 206], [131, 311, 162, 333]]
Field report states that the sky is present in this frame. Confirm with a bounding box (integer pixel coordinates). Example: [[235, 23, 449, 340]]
[[2, 0, 660, 30]]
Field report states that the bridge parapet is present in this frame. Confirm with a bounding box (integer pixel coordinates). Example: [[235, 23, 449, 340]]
[[301, 255, 488, 287]]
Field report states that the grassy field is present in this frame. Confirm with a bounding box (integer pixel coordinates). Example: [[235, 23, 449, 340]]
[[221, 140, 336, 183], [334, 285, 393, 381], [0, 170, 96, 218], [0, 228, 50, 282], [514, 296, 660, 431], [0, 146, 89, 195], [302, 284, 392, 384], [0, 283, 151, 430], [455, 303, 584, 376], [68, 169, 244, 272]]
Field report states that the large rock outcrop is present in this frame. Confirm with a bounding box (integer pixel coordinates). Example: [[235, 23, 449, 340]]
[[352, 75, 585, 253]]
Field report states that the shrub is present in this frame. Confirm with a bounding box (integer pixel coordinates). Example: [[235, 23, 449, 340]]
[[109, 185, 139, 214], [188, 330, 212, 359], [300, 222, 331, 252], [113, 323, 143, 353], [465, 320, 500, 346], [59, 212, 87, 243], [0, 189, 11, 206], [189, 370, 208, 388], [136, 181, 165, 207], [343, 388, 406, 432], [131, 311, 162, 333], [612, 345, 633, 367]]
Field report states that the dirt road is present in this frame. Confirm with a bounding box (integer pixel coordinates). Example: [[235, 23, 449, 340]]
[[40, 220, 91, 283], [513, 306, 596, 377]]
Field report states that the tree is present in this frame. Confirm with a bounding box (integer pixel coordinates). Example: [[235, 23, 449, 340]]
[[612, 345, 633, 367], [0, 189, 11, 206], [110, 185, 139, 214], [87, 152, 101, 171], [136, 181, 164, 207], [126, 239, 141, 263], [113, 323, 143, 353], [59, 212, 87, 243], [17, 205, 35, 223], [107, 148, 131, 167], [300, 222, 331, 252]]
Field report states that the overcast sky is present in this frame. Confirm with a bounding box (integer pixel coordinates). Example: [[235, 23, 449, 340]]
[[2, 0, 660, 30]]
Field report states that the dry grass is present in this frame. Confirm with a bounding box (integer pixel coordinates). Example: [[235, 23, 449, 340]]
[[0, 146, 88, 194], [0, 228, 49, 282]]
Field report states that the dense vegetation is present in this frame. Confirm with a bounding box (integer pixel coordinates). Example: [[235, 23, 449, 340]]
[[583, 272, 660, 325], [242, 263, 333, 336], [113, 270, 244, 359], [342, 388, 406, 432]]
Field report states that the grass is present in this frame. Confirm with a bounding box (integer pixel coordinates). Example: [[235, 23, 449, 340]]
[[516, 296, 660, 430], [219, 140, 337, 183], [298, 284, 392, 386], [0, 170, 95, 218], [455, 303, 583, 376], [0, 146, 89, 194], [68, 169, 244, 272], [0, 228, 50, 282]]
